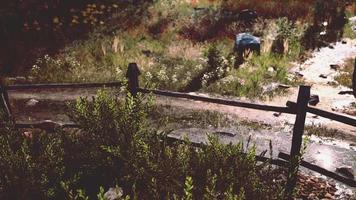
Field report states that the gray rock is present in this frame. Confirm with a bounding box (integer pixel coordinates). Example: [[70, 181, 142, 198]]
[[336, 166, 354, 179], [25, 99, 39, 107], [267, 67, 274, 73], [104, 187, 123, 200]]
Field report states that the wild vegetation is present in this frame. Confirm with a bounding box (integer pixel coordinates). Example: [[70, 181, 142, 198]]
[[334, 58, 354, 88], [1, 89, 291, 199], [2, 0, 352, 99], [1, 1, 356, 199]]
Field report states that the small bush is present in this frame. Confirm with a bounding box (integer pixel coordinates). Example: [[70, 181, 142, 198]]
[[204, 53, 290, 99], [334, 58, 354, 88], [0, 117, 65, 199]]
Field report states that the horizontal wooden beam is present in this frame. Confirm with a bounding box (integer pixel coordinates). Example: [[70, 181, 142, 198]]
[[139, 88, 296, 114], [12, 121, 79, 129], [279, 152, 356, 187], [5, 82, 123, 90], [287, 101, 356, 127]]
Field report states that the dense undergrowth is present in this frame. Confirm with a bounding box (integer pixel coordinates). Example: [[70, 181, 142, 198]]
[[21, 0, 354, 99], [0, 89, 291, 199]]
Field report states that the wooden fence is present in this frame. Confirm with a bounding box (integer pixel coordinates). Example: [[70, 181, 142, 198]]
[[1, 63, 356, 196]]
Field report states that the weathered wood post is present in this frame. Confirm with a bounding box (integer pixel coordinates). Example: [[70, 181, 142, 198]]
[[352, 57, 356, 98], [126, 63, 141, 97], [285, 85, 310, 198], [0, 77, 13, 121]]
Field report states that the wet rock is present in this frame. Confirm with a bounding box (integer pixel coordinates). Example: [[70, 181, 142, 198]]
[[25, 99, 39, 107], [309, 95, 320, 106], [104, 187, 123, 200], [349, 143, 356, 147], [319, 74, 327, 79], [336, 166, 354, 179], [330, 64, 340, 70], [328, 45, 334, 49], [341, 40, 347, 44]]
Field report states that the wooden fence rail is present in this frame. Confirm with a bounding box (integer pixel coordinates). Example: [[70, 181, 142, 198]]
[[5, 81, 123, 90], [1, 63, 356, 193], [287, 101, 356, 127], [138, 88, 295, 114]]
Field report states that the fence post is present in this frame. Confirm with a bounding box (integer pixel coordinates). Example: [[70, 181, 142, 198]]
[[285, 85, 310, 198], [0, 77, 13, 121], [352, 57, 355, 98], [126, 63, 141, 97]]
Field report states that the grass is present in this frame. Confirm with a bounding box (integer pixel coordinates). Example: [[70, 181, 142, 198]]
[[25, 0, 351, 100], [343, 4, 356, 39], [305, 124, 356, 143], [334, 58, 354, 88], [343, 102, 356, 117], [305, 124, 347, 140], [150, 104, 235, 129], [203, 53, 291, 99], [150, 104, 272, 131]]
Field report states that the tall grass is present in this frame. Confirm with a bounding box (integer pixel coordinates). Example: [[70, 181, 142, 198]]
[[203, 53, 291, 99]]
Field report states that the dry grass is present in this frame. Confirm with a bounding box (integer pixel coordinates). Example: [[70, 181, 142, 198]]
[[167, 40, 203, 60], [334, 58, 354, 88]]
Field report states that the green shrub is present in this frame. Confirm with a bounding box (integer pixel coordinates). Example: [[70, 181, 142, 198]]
[[0, 89, 291, 199], [68, 90, 286, 199], [203, 53, 290, 99], [0, 117, 65, 199], [334, 58, 354, 88]]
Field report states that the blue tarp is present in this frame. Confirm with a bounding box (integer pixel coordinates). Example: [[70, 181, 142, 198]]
[[235, 33, 260, 47]]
